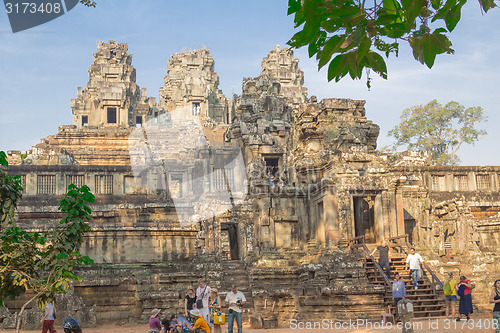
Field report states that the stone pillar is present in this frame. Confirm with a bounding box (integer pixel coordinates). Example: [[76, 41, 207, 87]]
[[374, 192, 384, 240], [397, 299, 414, 333], [388, 190, 398, 238], [324, 189, 339, 244], [396, 188, 405, 236]]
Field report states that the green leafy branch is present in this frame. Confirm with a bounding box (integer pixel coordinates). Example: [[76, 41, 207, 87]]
[[0, 153, 95, 332], [287, 0, 497, 88]]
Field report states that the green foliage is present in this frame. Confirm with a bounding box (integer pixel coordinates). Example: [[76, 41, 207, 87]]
[[287, 0, 497, 87], [0, 151, 23, 229], [388, 100, 487, 165], [79, 0, 96, 7], [0, 153, 95, 309]]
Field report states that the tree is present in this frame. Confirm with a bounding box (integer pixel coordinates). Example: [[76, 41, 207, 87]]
[[388, 100, 487, 165], [287, 0, 497, 87], [0, 152, 94, 333], [0, 151, 23, 228]]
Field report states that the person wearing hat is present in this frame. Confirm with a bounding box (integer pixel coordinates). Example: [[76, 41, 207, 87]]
[[186, 309, 210, 333], [149, 309, 162, 333], [169, 314, 192, 333]]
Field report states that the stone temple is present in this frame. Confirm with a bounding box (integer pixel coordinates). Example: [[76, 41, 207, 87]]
[[3, 41, 499, 328]]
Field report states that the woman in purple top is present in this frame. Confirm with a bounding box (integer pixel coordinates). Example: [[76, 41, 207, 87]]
[[149, 309, 162, 333]]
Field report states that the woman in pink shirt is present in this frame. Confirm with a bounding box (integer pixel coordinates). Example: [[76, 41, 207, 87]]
[[456, 275, 473, 322]]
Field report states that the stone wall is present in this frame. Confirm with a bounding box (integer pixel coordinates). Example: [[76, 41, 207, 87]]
[[4, 42, 500, 324]]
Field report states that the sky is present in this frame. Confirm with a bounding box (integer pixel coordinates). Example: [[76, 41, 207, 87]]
[[0, 0, 499, 165]]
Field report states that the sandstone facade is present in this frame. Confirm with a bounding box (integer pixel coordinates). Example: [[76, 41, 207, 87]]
[[4, 41, 499, 326]]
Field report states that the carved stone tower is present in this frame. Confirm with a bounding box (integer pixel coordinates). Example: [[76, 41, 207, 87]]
[[71, 41, 153, 128], [158, 49, 229, 123]]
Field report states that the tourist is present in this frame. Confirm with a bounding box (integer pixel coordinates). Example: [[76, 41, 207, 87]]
[[444, 272, 458, 319], [62, 318, 82, 333], [160, 317, 170, 333], [278, 176, 285, 188], [184, 287, 197, 324], [490, 279, 500, 333], [225, 284, 247, 333], [40, 297, 57, 333], [371, 240, 391, 278], [209, 288, 222, 333], [149, 309, 162, 333], [196, 278, 212, 324], [392, 272, 405, 320], [456, 275, 473, 321], [169, 314, 192, 333], [405, 248, 424, 289], [186, 309, 210, 333]]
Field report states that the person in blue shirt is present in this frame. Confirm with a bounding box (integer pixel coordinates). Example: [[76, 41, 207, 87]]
[[392, 272, 406, 320], [170, 314, 192, 333]]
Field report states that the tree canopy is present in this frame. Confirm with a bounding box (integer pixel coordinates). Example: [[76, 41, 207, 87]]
[[0, 152, 94, 332], [388, 100, 487, 165], [287, 0, 497, 87]]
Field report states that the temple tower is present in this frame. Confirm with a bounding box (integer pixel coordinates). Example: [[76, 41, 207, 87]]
[[71, 41, 154, 128], [158, 49, 230, 124]]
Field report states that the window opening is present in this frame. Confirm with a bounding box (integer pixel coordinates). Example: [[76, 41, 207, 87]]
[[107, 107, 117, 124]]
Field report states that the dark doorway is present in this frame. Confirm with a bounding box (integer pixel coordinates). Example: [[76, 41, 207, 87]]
[[264, 157, 279, 176], [107, 107, 117, 123], [404, 219, 416, 244], [353, 196, 376, 243], [403, 209, 416, 244], [221, 223, 239, 260]]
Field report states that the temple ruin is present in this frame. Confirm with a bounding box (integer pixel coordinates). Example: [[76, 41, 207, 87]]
[[3, 41, 499, 328]]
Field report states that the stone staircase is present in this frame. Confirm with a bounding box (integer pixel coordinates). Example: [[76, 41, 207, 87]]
[[363, 252, 446, 318]]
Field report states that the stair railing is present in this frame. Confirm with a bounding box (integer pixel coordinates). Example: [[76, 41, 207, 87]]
[[349, 235, 392, 288], [387, 234, 443, 294]]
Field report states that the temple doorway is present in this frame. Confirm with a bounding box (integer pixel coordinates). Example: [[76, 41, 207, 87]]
[[352, 195, 380, 243], [221, 223, 239, 260]]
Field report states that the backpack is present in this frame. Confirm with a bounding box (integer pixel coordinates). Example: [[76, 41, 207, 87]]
[[457, 284, 465, 297], [444, 282, 453, 296]]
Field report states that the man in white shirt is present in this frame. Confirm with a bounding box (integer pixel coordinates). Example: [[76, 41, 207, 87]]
[[225, 284, 247, 333], [195, 278, 212, 324], [406, 248, 424, 289]]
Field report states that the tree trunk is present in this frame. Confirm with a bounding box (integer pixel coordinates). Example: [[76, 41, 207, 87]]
[[16, 292, 43, 333]]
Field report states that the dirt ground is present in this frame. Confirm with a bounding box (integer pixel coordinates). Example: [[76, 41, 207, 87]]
[[1, 316, 498, 333]]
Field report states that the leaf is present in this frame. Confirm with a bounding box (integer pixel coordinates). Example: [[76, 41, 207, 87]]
[[430, 0, 442, 9], [318, 35, 344, 69], [383, 0, 401, 12], [357, 37, 372, 62], [303, 0, 321, 19], [480, 0, 497, 12], [433, 0, 456, 21], [401, 0, 426, 24], [0, 151, 8, 167], [423, 35, 437, 67], [287, 0, 302, 15], [366, 51, 388, 79], [327, 54, 345, 81], [444, 0, 466, 32]]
